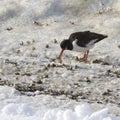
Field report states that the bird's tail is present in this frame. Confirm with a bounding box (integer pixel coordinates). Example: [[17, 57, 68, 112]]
[[95, 34, 108, 43]]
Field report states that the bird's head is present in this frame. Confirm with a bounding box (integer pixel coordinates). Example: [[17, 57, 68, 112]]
[[58, 39, 73, 59]]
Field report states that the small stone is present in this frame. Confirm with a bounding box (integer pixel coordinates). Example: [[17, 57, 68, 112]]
[[16, 49, 21, 54], [98, 11, 103, 15], [118, 45, 120, 48], [50, 58, 56, 62], [26, 41, 31, 45], [92, 59, 103, 64], [20, 41, 24, 45], [44, 74, 48, 78], [102, 91, 111, 96], [32, 46, 36, 50], [46, 64, 50, 68], [33, 21, 43, 26], [51, 63, 56, 67], [84, 77, 91, 82], [15, 72, 20, 75], [6, 27, 13, 31], [54, 71, 59, 74], [29, 83, 35, 88], [4, 59, 9, 63], [105, 70, 111, 76], [35, 80, 43, 84], [67, 66, 73, 70], [86, 79, 91, 83], [15, 77, 18, 80], [32, 39, 35, 43], [45, 44, 49, 48], [70, 21, 75, 25]]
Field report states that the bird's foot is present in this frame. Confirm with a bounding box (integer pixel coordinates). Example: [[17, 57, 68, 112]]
[[79, 57, 87, 62]]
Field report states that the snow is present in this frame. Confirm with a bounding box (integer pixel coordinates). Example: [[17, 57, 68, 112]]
[[0, 86, 119, 120], [0, 0, 120, 120]]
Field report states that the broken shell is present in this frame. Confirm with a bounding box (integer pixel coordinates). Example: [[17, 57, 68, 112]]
[[114, 70, 120, 75], [52, 39, 57, 43], [16, 49, 21, 54], [72, 56, 79, 61]]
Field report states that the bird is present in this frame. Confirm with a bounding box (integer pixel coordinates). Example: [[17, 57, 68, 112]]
[[58, 31, 108, 62]]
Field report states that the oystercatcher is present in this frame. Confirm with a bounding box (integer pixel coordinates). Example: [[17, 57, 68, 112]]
[[58, 31, 108, 62]]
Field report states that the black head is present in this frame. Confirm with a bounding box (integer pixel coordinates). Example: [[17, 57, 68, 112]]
[[60, 39, 73, 50], [58, 39, 73, 59]]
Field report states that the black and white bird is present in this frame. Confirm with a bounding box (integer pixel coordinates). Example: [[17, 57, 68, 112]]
[[58, 31, 108, 62]]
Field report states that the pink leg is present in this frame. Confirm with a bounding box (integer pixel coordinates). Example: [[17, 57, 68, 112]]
[[79, 50, 89, 62]]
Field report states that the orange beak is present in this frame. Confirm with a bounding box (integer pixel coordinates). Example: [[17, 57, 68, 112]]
[[58, 49, 64, 59]]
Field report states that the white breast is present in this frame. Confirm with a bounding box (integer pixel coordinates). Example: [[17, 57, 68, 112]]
[[72, 39, 94, 52]]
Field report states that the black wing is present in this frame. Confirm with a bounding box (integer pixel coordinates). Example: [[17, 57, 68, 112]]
[[69, 31, 107, 47]]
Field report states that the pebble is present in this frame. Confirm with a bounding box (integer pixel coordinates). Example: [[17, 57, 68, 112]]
[[32, 39, 36, 43], [32, 46, 36, 50], [33, 21, 43, 26], [26, 41, 31, 45], [118, 45, 120, 48], [92, 59, 103, 64], [6, 27, 13, 31], [45, 44, 49, 48], [16, 49, 21, 54]]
